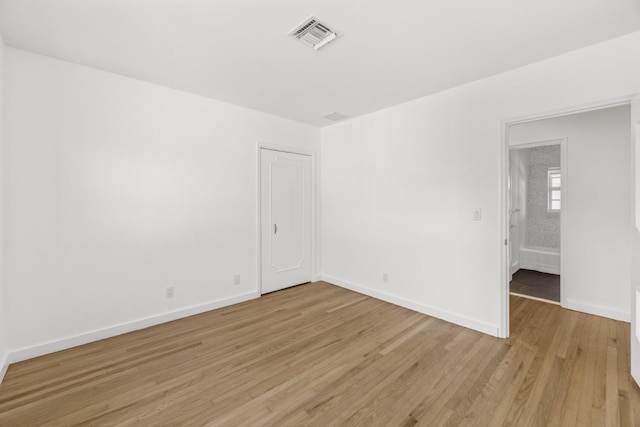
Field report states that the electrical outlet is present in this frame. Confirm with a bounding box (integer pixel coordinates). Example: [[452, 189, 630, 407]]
[[233, 274, 241, 285], [166, 286, 174, 298], [383, 272, 389, 282], [473, 208, 482, 221]]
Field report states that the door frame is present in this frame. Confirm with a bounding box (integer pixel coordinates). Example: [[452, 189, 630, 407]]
[[256, 142, 318, 295], [499, 94, 637, 338], [508, 137, 567, 302]]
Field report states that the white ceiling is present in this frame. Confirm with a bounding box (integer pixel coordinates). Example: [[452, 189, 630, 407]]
[[1, 1, 640, 127]]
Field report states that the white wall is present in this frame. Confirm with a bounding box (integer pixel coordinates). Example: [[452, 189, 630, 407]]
[[4, 48, 320, 360], [0, 34, 7, 381], [321, 31, 640, 335], [508, 149, 522, 274], [509, 147, 530, 275], [510, 106, 631, 319]]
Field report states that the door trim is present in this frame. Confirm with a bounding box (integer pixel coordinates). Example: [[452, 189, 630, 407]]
[[256, 142, 318, 295], [508, 137, 567, 306], [499, 94, 638, 338]]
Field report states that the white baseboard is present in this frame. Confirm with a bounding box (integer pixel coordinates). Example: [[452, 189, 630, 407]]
[[321, 275, 500, 337], [0, 351, 9, 384], [510, 261, 520, 275], [519, 261, 560, 275], [8, 291, 260, 365], [564, 299, 630, 322]]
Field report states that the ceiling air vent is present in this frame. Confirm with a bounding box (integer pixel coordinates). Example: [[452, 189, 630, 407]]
[[289, 16, 339, 50], [322, 112, 349, 122]]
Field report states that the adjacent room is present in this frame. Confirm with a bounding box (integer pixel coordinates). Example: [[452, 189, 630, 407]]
[[1, 1, 640, 425], [508, 105, 632, 311], [509, 143, 562, 303]]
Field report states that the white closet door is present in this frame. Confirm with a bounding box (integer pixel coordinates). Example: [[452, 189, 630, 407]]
[[260, 149, 312, 294]]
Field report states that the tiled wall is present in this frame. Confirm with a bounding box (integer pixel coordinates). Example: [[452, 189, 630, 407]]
[[526, 145, 560, 249]]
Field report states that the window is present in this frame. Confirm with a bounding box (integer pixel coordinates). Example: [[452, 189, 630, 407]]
[[548, 168, 561, 212]]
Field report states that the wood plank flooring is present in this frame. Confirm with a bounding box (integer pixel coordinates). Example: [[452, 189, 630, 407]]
[[0, 282, 638, 426]]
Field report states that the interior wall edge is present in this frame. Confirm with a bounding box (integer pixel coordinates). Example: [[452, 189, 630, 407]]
[[6, 290, 259, 365], [0, 32, 6, 387], [320, 275, 500, 337], [0, 352, 8, 385]]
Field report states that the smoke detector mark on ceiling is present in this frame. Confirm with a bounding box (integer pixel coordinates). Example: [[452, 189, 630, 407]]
[[322, 112, 349, 122], [289, 16, 340, 50]]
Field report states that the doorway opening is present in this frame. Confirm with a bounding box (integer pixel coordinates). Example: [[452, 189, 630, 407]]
[[508, 141, 563, 305], [500, 98, 635, 338]]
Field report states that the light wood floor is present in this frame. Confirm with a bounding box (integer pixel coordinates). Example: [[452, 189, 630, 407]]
[[0, 282, 638, 426]]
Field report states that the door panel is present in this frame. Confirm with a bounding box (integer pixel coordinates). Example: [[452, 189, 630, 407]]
[[261, 149, 312, 294], [631, 98, 640, 386], [509, 150, 519, 280]]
